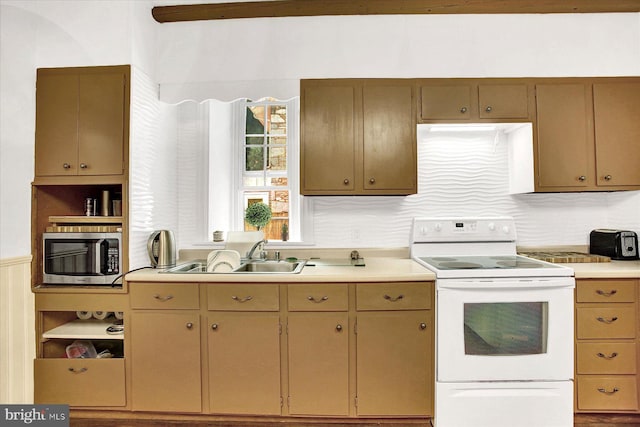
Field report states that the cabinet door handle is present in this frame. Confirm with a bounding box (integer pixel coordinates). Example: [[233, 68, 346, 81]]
[[383, 294, 404, 302], [231, 295, 253, 303], [68, 367, 88, 373], [597, 352, 618, 360], [596, 289, 617, 297], [335, 324, 343, 332], [420, 322, 427, 330], [596, 316, 618, 324], [186, 322, 194, 329], [369, 177, 376, 184], [460, 107, 467, 113], [604, 175, 612, 181], [578, 175, 586, 182], [63, 163, 71, 169], [211, 323, 218, 330], [153, 294, 174, 302], [343, 178, 350, 185], [485, 106, 493, 113], [598, 387, 619, 395], [80, 163, 88, 169], [307, 296, 329, 303]]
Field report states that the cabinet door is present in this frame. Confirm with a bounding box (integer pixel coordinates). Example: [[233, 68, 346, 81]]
[[535, 84, 594, 189], [593, 82, 640, 187], [131, 312, 201, 412], [301, 82, 356, 193], [478, 84, 529, 119], [287, 312, 349, 415], [356, 311, 433, 416], [362, 83, 416, 193], [35, 73, 79, 176], [78, 71, 125, 176], [208, 313, 281, 415], [420, 84, 474, 120]]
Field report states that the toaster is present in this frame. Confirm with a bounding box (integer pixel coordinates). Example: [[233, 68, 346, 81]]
[[590, 229, 639, 260]]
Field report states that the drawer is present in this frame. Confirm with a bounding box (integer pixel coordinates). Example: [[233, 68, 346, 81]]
[[576, 342, 637, 374], [130, 283, 199, 309], [576, 306, 636, 339], [356, 283, 432, 311], [576, 279, 636, 303], [208, 284, 279, 311], [577, 375, 638, 411], [288, 284, 348, 311], [34, 358, 125, 406]]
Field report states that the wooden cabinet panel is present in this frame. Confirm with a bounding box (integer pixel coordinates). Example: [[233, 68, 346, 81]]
[[301, 83, 356, 193], [577, 376, 639, 411], [577, 342, 637, 375], [577, 280, 636, 303], [208, 313, 281, 415], [34, 358, 125, 406], [288, 284, 348, 311], [131, 311, 201, 412], [356, 311, 433, 416], [356, 282, 432, 311], [535, 84, 594, 189], [576, 306, 636, 339], [593, 82, 640, 187], [420, 84, 474, 120], [207, 284, 279, 311], [362, 83, 416, 192], [130, 283, 200, 309], [478, 84, 529, 119], [287, 312, 349, 415]]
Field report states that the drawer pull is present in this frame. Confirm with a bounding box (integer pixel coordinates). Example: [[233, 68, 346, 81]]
[[68, 367, 88, 374], [597, 352, 619, 360], [231, 295, 253, 303], [420, 323, 427, 330], [384, 294, 404, 302], [211, 323, 218, 330], [597, 387, 620, 395], [335, 324, 343, 332], [308, 296, 329, 303], [596, 289, 618, 297], [186, 322, 194, 329], [596, 316, 618, 324], [153, 294, 174, 302]]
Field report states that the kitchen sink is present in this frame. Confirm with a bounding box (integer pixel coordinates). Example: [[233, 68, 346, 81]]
[[162, 259, 305, 274]]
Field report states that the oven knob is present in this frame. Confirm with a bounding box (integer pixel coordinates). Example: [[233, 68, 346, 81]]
[[434, 223, 442, 231], [502, 225, 510, 234], [488, 222, 496, 231]]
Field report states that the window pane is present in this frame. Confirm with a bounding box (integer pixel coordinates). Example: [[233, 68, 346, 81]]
[[246, 106, 264, 134], [245, 147, 264, 172], [243, 175, 265, 187], [464, 302, 547, 355], [267, 146, 287, 171], [243, 190, 289, 241], [267, 105, 287, 135], [269, 177, 288, 187], [269, 136, 287, 145], [246, 136, 263, 145]]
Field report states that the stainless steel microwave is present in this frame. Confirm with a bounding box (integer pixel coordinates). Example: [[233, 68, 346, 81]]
[[43, 232, 122, 285]]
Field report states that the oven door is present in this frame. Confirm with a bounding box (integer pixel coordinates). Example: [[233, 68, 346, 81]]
[[437, 277, 574, 382]]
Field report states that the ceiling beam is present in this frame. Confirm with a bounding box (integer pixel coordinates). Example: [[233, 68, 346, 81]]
[[152, 0, 640, 23]]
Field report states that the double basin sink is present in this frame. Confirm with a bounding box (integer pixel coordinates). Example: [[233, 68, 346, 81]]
[[163, 259, 306, 274]]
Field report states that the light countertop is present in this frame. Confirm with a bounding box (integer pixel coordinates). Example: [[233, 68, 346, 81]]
[[560, 260, 640, 279]]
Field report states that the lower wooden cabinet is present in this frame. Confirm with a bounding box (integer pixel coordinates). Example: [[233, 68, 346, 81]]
[[130, 311, 201, 412], [577, 376, 639, 411]]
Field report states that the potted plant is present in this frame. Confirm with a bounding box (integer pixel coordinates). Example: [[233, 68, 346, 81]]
[[281, 223, 289, 241], [245, 202, 272, 230]]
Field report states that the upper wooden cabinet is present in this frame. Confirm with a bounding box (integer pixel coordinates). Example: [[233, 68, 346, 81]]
[[35, 65, 130, 178], [301, 79, 417, 195], [535, 79, 640, 191], [419, 80, 531, 122]]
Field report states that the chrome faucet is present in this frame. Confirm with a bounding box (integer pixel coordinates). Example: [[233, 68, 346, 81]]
[[246, 239, 267, 260]]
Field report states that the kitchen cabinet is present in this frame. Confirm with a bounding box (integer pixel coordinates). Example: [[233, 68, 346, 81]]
[[130, 283, 201, 412], [35, 65, 129, 178], [419, 80, 530, 122], [535, 79, 640, 191], [33, 293, 126, 408], [287, 284, 350, 415], [355, 283, 434, 416], [207, 284, 281, 415], [574, 279, 639, 412], [301, 79, 417, 195]]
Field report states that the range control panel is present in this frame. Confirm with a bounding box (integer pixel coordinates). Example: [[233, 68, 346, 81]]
[[411, 217, 517, 243]]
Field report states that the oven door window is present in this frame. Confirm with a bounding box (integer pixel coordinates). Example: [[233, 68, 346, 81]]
[[464, 302, 548, 355], [45, 239, 98, 275]]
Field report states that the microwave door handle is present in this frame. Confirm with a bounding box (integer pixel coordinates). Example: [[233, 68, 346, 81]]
[[97, 239, 107, 275]]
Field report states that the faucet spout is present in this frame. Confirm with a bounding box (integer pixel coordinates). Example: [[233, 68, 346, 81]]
[[246, 239, 267, 260]]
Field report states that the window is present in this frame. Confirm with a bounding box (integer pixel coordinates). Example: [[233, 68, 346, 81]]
[[236, 98, 301, 242]]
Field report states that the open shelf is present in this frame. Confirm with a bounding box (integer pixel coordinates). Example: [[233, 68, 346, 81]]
[[49, 215, 123, 224], [43, 318, 124, 341]]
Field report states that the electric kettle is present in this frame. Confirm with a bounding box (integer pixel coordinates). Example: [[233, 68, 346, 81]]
[[147, 230, 176, 268]]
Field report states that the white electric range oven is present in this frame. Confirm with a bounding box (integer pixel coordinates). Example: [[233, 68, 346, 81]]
[[410, 217, 575, 427]]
